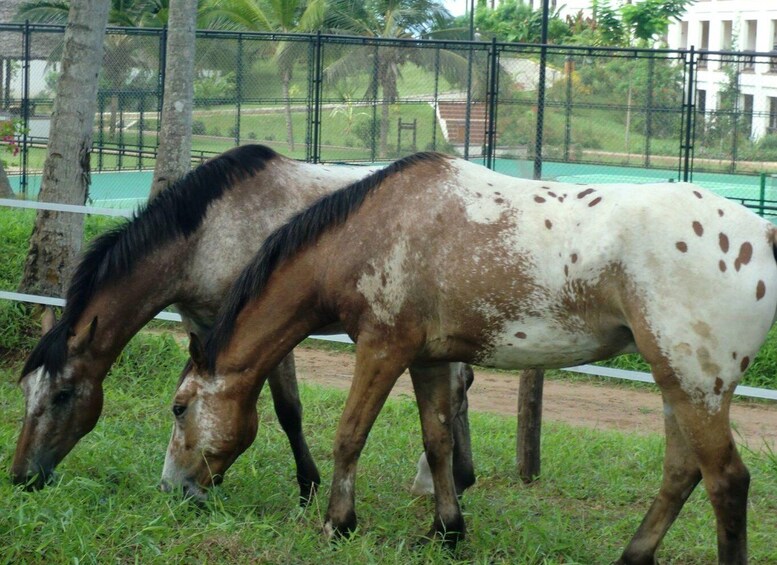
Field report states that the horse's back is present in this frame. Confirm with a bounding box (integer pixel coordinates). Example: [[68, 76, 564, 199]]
[[339, 158, 777, 404]]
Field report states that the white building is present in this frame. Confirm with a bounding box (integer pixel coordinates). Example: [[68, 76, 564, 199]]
[[666, 0, 777, 139]]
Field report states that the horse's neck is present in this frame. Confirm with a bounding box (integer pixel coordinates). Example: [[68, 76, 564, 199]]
[[218, 257, 326, 380], [77, 251, 186, 371]]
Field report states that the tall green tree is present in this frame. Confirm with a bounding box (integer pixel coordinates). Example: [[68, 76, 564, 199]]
[[205, 0, 325, 150], [326, 0, 466, 158]]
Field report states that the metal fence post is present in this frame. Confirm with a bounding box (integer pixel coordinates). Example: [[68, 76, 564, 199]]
[[310, 31, 323, 164], [563, 54, 573, 162], [21, 20, 31, 196], [235, 34, 243, 146], [432, 47, 440, 151], [533, 0, 550, 180], [681, 46, 696, 182], [485, 37, 498, 169], [644, 53, 655, 168], [370, 42, 379, 163]]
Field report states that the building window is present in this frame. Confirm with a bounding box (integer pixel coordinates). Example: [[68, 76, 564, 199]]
[[698, 21, 710, 68], [745, 20, 758, 71], [697, 89, 707, 114], [721, 20, 733, 51], [769, 97, 777, 135], [743, 94, 754, 137], [771, 20, 777, 72]]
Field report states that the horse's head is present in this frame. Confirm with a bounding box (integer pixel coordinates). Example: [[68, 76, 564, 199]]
[[160, 334, 258, 500], [12, 309, 105, 489]]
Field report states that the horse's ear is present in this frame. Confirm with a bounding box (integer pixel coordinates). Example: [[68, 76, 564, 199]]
[[189, 333, 206, 370], [69, 316, 98, 355], [41, 307, 57, 335]]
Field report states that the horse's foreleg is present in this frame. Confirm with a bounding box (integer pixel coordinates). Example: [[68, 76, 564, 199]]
[[410, 363, 475, 497], [266, 352, 321, 505], [323, 340, 411, 540], [409, 362, 466, 547], [617, 398, 702, 564]]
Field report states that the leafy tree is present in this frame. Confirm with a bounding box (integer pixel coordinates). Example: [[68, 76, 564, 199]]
[[204, 0, 326, 151], [471, 0, 570, 44], [326, 0, 467, 158]]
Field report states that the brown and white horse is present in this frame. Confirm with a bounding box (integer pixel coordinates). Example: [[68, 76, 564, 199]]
[[12, 145, 473, 502], [163, 151, 777, 562]]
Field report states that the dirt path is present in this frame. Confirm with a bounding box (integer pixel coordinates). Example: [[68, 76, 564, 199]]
[[294, 345, 777, 451]]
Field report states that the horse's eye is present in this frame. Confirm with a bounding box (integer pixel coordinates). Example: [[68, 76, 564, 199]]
[[172, 404, 187, 418], [52, 389, 74, 406]]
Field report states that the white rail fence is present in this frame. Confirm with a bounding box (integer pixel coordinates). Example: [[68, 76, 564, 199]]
[[3, 197, 777, 402]]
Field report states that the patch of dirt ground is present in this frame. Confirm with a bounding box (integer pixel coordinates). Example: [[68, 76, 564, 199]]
[[294, 345, 777, 451]]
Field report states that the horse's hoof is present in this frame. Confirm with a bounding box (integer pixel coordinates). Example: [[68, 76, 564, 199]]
[[323, 512, 357, 542]]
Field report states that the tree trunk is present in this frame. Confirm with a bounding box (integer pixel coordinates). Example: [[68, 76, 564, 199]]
[[0, 159, 12, 198], [149, 0, 197, 199], [281, 68, 295, 152], [18, 0, 110, 297]]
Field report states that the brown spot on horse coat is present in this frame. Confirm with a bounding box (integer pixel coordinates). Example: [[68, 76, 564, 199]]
[[719, 233, 730, 253], [534, 196, 546, 204], [718, 209, 724, 217], [548, 191, 557, 198], [740, 356, 750, 373], [564, 265, 569, 277], [676, 242, 688, 253], [692, 221, 704, 237], [495, 197, 504, 204], [577, 188, 595, 199], [515, 332, 527, 339], [719, 260, 727, 273], [545, 219, 552, 230], [588, 197, 602, 207], [734, 242, 753, 272], [571, 253, 578, 263], [693, 190, 703, 199], [714, 378, 724, 395], [756, 280, 766, 301]]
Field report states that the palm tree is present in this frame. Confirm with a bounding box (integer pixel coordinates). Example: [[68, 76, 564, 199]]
[[205, 0, 325, 150], [325, 0, 468, 158], [14, 0, 166, 138]]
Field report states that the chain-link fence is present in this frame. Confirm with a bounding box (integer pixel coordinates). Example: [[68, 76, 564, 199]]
[[2, 23, 777, 213]]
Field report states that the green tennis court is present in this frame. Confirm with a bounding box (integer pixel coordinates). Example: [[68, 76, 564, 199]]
[[9, 159, 777, 213]]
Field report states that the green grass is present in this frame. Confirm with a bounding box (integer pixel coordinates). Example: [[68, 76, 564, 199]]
[[2, 332, 777, 563]]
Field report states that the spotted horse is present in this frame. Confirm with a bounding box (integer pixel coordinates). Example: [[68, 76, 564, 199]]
[[12, 144, 474, 504], [163, 152, 777, 563]]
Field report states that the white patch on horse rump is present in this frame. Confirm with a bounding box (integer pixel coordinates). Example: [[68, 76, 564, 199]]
[[356, 238, 411, 325]]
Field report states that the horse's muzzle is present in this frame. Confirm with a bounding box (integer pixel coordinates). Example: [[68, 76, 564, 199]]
[[11, 467, 56, 491]]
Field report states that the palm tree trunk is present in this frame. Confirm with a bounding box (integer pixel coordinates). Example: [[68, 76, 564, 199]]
[[281, 69, 295, 152], [150, 0, 197, 199], [19, 0, 110, 297]]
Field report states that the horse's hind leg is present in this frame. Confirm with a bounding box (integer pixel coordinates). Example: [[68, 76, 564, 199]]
[[266, 352, 321, 505], [409, 362, 466, 546], [669, 388, 749, 564], [411, 363, 475, 497], [620, 383, 748, 564], [617, 396, 702, 564]]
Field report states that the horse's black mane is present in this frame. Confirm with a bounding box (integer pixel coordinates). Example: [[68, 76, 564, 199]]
[[204, 151, 447, 372], [22, 144, 279, 379]]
